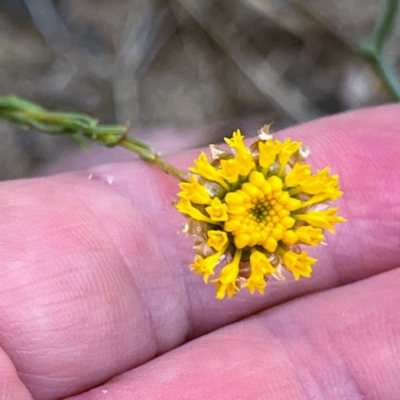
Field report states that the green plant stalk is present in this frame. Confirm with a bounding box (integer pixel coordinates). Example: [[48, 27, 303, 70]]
[[118, 138, 188, 181], [371, 56, 400, 100], [371, 0, 399, 53], [0, 95, 188, 181], [361, 0, 400, 100]]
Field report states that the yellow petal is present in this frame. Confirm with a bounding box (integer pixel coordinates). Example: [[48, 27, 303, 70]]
[[224, 130, 248, 155], [283, 251, 316, 280], [278, 139, 302, 172], [236, 153, 256, 176], [295, 208, 346, 233], [295, 226, 324, 246], [178, 175, 212, 204], [207, 230, 229, 251], [175, 199, 212, 223], [258, 140, 279, 169], [250, 251, 275, 274], [205, 197, 228, 222], [189, 152, 230, 190], [244, 273, 266, 294], [220, 158, 240, 183], [212, 249, 242, 299], [285, 163, 311, 187]]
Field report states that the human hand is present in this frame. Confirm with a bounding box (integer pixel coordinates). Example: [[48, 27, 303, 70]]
[[1, 105, 399, 399]]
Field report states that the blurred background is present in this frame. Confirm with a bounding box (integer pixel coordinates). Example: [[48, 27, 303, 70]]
[[0, 0, 399, 179]]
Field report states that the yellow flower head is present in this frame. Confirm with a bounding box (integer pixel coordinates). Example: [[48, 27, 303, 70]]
[[175, 126, 345, 299]]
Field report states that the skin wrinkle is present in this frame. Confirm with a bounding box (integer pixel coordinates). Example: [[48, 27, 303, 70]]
[[81, 318, 311, 399], [87, 165, 195, 352], [259, 311, 331, 399], [159, 202, 209, 340], [73, 177, 160, 354], [77, 168, 191, 358], [333, 336, 374, 398], [271, 270, 400, 398], [337, 287, 400, 399], [263, 308, 366, 400], [147, 231, 193, 353], [252, 321, 321, 399], [323, 340, 367, 400], [178, 260, 197, 342], [72, 174, 163, 368]]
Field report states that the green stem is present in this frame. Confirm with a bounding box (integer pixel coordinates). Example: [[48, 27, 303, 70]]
[[372, 55, 400, 100], [361, 0, 400, 100], [119, 137, 189, 181], [152, 155, 189, 182], [0, 95, 188, 181], [117, 136, 156, 161], [371, 0, 399, 53]]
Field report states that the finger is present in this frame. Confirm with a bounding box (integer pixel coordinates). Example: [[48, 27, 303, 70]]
[[68, 267, 400, 400], [1, 105, 399, 399]]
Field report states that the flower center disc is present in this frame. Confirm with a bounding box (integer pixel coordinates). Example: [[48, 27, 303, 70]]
[[250, 202, 269, 223], [223, 172, 296, 252]]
